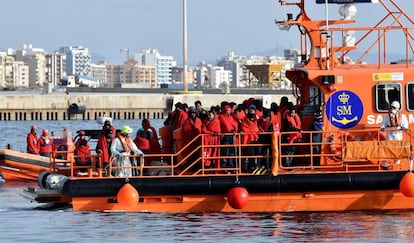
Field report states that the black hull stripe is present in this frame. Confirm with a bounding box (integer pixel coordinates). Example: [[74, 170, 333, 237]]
[[63, 171, 407, 198]]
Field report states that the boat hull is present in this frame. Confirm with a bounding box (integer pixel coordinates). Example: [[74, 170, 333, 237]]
[[0, 149, 70, 182], [71, 190, 414, 213], [0, 149, 51, 181], [31, 171, 413, 212]]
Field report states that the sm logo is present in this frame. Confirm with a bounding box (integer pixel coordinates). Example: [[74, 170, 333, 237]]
[[326, 90, 363, 129]]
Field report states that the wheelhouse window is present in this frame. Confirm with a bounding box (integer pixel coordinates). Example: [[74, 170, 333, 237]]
[[406, 83, 414, 111], [300, 85, 324, 116], [375, 83, 402, 112]]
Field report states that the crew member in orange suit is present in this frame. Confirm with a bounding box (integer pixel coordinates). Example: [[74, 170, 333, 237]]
[[38, 129, 53, 157], [27, 125, 39, 154]]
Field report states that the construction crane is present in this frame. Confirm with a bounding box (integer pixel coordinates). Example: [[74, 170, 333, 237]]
[[120, 48, 137, 60]]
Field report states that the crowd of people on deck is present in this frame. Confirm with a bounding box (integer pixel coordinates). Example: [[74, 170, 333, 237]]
[[26, 118, 154, 176], [162, 97, 316, 173], [26, 96, 325, 175], [25, 96, 412, 175]]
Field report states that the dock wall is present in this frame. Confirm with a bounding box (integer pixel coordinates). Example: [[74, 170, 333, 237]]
[[0, 92, 294, 121]]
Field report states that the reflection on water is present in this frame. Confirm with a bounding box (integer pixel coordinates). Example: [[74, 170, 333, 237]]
[[1, 184, 414, 242]]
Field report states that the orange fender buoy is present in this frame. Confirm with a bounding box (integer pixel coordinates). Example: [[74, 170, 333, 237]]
[[227, 184, 249, 209], [400, 172, 414, 197], [117, 183, 139, 208]]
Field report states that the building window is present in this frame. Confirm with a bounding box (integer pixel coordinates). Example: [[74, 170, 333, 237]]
[[406, 83, 414, 111], [375, 82, 401, 112]]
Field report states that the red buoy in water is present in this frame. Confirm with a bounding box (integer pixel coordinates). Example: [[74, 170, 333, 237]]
[[227, 184, 249, 209], [400, 172, 414, 197], [117, 183, 139, 208]]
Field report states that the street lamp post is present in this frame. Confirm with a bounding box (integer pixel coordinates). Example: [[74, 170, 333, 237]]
[[183, 0, 188, 92]]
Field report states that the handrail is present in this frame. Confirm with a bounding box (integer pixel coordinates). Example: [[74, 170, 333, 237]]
[[48, 128, 413, 179]]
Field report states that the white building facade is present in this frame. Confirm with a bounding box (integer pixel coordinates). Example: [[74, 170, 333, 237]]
[[59, 46, 91, 76], [137, 49, 176, 87]]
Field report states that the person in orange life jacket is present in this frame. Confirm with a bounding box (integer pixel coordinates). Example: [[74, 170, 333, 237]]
[[74, 130, 88, 150], [110, 125, 144, 177], [218, 104, 239, 169], [74, 130, 91, 168], [279, 96, 290, 131], [170, 102, 188, 130], [381, 101, 408, 141], [201, 110, 221, 169], [27, 125, 39, 154], [240, 105, 262, 173], [270, 102, 282, 130], [134, 128, 151, 154], [282, 105, 303, 167], [37, 129, 53, 157], [94, 120, 115, 163], [181, 107, 202, 165], [102, 120, 116, 139], [233, 103, 246, 129], [96, 128, 113, 170], [380, 101, 408, 169], [141, 118, 161, 153], [257, 108, 280, 170]]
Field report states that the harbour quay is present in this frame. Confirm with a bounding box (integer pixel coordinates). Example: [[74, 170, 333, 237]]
[[0, 88, 293, 121]]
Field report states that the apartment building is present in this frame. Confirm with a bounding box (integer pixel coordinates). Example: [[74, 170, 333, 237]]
[[90, 61, 107, 87], [0, 54, 15, 88], [15, 44, 47, 87], [12, 61, 29, 87], [59, 46, 91, 76], [137, 49, 176, 87], [45, 52, 66, 87]]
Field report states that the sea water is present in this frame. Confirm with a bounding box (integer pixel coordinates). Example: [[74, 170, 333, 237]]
[[1, 120, 414, 242]]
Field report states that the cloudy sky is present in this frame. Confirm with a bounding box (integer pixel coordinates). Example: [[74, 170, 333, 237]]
[[2, 0, 413, 65]]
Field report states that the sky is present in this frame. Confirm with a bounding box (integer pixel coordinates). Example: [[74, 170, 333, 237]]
[[2, 0, 413, 65]]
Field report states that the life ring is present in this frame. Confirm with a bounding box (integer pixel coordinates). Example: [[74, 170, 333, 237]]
[[329, 132, 355, 162]]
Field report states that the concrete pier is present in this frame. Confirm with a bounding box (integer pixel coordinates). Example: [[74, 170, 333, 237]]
[[0, 90, 294, 121]]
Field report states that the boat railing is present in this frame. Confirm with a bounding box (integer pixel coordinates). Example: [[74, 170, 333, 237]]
[[49, 128, 413, 178]]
